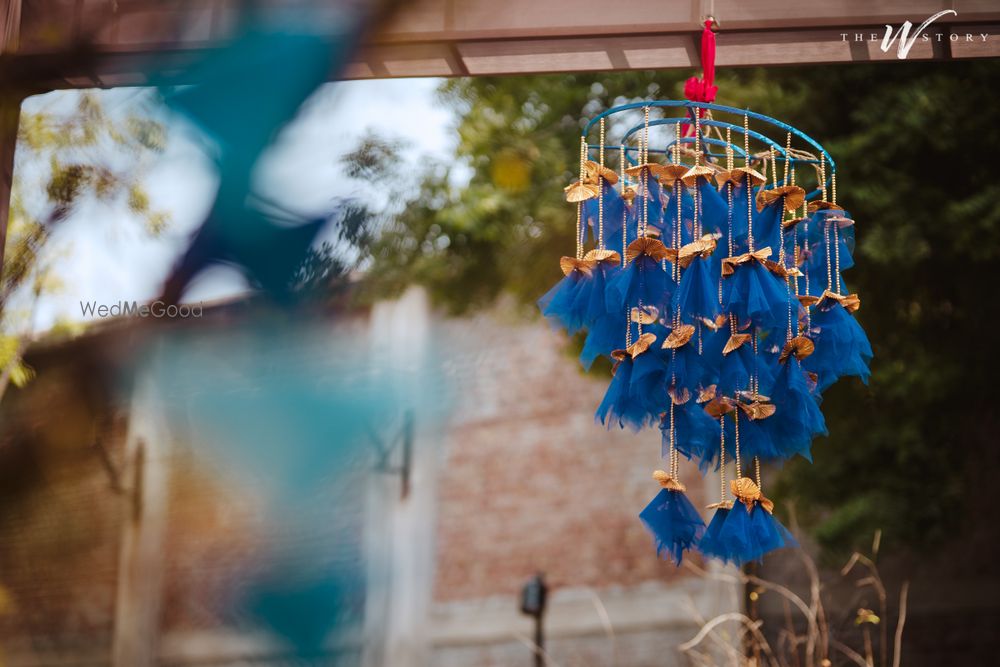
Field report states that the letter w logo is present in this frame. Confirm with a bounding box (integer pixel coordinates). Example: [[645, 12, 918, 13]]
[[881, 9, 956, 59]]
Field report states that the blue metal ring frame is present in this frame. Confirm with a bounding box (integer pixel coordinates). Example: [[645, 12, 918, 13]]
[[581, 100, 835, 199]]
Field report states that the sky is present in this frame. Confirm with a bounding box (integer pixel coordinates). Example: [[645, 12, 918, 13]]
[[16, 77, 456, 333]]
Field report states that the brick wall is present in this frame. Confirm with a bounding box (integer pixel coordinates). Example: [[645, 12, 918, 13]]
[[426, 307, 731, 666]]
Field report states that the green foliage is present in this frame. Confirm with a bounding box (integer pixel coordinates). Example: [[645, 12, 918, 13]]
[[1, 91, 171, 396], [364, 60, 1000, 555]]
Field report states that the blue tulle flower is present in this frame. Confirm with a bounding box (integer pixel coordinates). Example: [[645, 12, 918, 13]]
[[580, 312, 626, 371], [724, 410, 782, 462], [726, 180, 754, 254], [673, 254, 722, 322], [661, 401, 721, 470], [538, 268, 587, 335], [606, 247, 673, 315], [754, 196, 784, 255], [630, 166, 667, 234], [596, 353, 655, 431], [697, 178, 728, 244], [802, 301, 872, 391], [698, 506, 733, 562], [583, 179, 627, 248], [662, 330, 714, 395], [639, 486, 706, 565], [765, 356, 827, 461], [571, 260, 620, 326], [722, 261, 791, 332], [662, 179, 694, 247], [713, 501, 796, 565]]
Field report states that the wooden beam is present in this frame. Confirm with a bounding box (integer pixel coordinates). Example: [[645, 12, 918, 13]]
[[1, 0, 999, 89]]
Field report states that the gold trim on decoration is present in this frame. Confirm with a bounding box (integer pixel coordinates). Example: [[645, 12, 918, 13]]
[[715, 166, 767, 188], [756, 184, 806, 212], [662, 323, 696, 349], [732, 477, 775, 513], [665, 235, 718, 269], [722, 332, 752, 355], [706, 500, 735, 510], [797, 294, 820, 307], [782, 216, 807, 230], [623, 163, 662, 178], [721, 247, 786, 278], [565, 181, 599, 202], [807, 199, 843, 212], [669, 386, 691, 405], [559, 256, 597, 276], [697, 385, 717, 404], [630, 305, 659, 325], [584, 160, 619, 185], [779, 335, 816, 363], [658, 163, 689, 186], [738, 400, 777, 421], [627, 332, 657, 359], [705, 396, 735, 418], [680, 164, 714, 187], [653, 469, 687, 492], [818, 289, 861, 313], [583, 248, 621, 264], [626, 237, 670, 263]]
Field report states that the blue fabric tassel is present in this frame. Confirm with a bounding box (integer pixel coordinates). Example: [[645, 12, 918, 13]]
[[580, 312, 626, 371], [538, 269, 587, 335], [697, 178, 728, 244], [571, 260, 620, 326], [596, 355, 652, 431], [632, 167, 667, 234], [673, 255, 722, 323], [803, 302, 872, 391], [724, 411, 782, 462], [754, 198, 784, 255], [606, 253, 673, 315], [582, 179, 627, 248], [661, 401, 722, 470], [766, 356, 827, 461], [713, 501, 796, 565], [722, 261, 791, 332], [639, 487, 706, 565], [698, 506, 734, 562]]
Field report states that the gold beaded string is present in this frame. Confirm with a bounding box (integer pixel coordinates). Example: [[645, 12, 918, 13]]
[[722, 127, 734, 305], [820, 153, 828, 201], [620, 143, 627, 268], [598, 118, 606, 250], [640, 107, 650, 239], [669, 402, 679, 481], [719, 417, 727, 503], [832, 172, 841, 293], [673, 122, 683, 283], [694, 111, 702, 239], [783, 133, 794, 231], [745, 114, 755, 253], [784, 133, 792, 187], [734, 407, 743, 480], [770, 146, 778, 189], [754, 455, 762, 490], [577, 137, 586, 260]]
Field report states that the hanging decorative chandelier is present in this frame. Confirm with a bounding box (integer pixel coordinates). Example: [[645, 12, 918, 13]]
[[539, 34, 871, 566]]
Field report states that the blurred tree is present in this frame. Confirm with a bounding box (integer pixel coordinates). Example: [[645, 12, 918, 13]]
[[0, 91, 169, 399], [364, 60, 1000, 558]]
